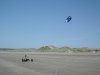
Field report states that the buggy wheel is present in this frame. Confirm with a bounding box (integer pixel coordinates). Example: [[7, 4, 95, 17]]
[[31, 59, 33, 62]]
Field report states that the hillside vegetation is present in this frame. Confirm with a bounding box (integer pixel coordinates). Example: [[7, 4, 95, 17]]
[[37, 45, 100, 52], [0, 45, 100, 52]]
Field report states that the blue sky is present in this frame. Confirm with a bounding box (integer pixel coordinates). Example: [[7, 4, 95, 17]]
[[0, 0, 100, 48]]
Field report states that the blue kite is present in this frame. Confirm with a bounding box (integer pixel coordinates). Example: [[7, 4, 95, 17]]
[[65, 16, 72, 23]]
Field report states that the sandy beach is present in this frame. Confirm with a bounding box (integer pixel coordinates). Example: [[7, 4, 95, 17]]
[[0, 52, 100, 75]]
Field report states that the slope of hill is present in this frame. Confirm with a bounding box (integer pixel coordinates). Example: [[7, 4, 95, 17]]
[[0, 45, 100, 52]]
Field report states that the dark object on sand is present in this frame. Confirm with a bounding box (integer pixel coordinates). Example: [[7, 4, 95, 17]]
[[22, 54, 33, 62]]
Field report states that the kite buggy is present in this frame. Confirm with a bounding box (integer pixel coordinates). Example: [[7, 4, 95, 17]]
[[22, 54, 33, 62]]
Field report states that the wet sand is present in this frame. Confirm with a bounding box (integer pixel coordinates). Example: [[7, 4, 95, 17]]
[[0, 52, 100, 75]]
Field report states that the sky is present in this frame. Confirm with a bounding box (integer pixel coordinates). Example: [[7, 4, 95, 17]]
[[0, 0, 100, 48]]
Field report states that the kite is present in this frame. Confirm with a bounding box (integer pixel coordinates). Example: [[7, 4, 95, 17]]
[[65, 16, 72, 23]]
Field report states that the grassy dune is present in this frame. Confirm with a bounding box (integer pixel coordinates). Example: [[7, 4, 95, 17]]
[[0, 45, 100, 52]]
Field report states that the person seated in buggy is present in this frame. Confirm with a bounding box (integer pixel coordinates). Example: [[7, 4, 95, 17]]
[[22, 54, 33, 62]]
